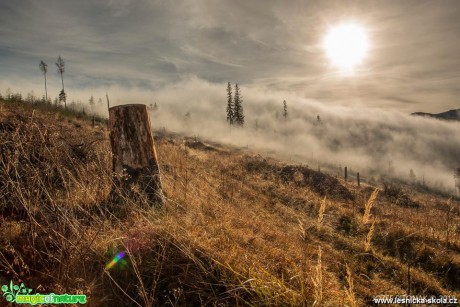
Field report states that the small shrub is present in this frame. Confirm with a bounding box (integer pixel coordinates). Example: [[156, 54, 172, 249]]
[[336, 215, 358, 236], [383, 183, 420, 208]]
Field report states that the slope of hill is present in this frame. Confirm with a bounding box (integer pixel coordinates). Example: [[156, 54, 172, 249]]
[[411, 109, 460, 121], [1, 99, 460, 306]]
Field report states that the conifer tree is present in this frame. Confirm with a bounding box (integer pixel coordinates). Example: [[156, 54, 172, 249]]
[[226, 82, 234, 125], [283, 100, 287, 122], [233, 83, 244, 126], [89, 95, 95, 113], [58, 90, 66, 107], [89, 95, 95, 106], [455, 167, 460, 196]]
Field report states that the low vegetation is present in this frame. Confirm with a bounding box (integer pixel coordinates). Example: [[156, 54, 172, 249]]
[[1, 99, 459, 306]]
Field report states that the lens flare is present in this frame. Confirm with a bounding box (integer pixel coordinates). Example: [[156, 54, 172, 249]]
[[106, 251, 126, 270]]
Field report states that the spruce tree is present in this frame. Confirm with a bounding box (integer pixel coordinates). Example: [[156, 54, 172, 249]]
[[89, 95, 95, 113], [233, 83, 244, 126], [283, 100, 287, 122], [226, 82, 234, 125], [58, 90, 66, 107], [455, 167, 460, 196], [89, 95, 95, 106]]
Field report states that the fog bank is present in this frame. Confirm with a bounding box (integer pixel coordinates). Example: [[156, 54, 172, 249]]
[[134, 78, 459, 193], [2, 77, 459, 193]]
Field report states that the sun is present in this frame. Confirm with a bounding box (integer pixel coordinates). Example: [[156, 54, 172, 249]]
[[323, 23, 369, 72]]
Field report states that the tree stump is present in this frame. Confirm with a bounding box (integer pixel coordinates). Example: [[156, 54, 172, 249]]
[[109, 104, 164, 206]]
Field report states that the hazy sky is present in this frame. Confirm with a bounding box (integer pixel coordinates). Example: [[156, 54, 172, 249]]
[[1, 0, 460, 113]]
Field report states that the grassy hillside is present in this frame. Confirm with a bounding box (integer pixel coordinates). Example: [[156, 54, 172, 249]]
[[1, 100, 459, 306]]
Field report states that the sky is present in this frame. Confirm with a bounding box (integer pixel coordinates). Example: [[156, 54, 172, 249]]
[[0, 0, 459, 192], [1, 0, 460, 113]]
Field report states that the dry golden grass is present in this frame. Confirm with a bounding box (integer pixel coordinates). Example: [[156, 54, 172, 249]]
[[311, 246, 323, 306], [364, 219, 376, 252], [345, 264, 358, 307], [1, 100, 460, 306], [317, 196, 327, 230], [362, 188, 378, 225]]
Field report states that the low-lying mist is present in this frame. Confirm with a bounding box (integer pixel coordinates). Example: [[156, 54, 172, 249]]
[[149, 78, 459, 194], [5, 76, 459, 193]]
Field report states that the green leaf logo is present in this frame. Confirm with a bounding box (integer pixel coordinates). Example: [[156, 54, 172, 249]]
[[5, 294, 13, 302], [1, 281, 33, 303]]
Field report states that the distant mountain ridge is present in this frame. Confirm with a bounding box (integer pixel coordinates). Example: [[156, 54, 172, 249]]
[[411, 109, 460, 121]]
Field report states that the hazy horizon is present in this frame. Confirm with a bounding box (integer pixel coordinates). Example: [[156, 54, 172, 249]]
[[1, 0, 460, 113]]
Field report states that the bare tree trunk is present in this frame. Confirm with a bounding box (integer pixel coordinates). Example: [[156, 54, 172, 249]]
[[109, 104, 164, 206], [60, 73, 66, 110], [44, 73, 48, 101]]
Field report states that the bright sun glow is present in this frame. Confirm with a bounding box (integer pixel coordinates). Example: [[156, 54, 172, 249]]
[[323, 23, 369, 71]]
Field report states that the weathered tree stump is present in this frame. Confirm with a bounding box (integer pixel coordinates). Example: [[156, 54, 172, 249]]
[[109, 104, 164, 206]]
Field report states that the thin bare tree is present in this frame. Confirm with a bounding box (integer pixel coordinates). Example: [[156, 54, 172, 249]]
[[56, 56, 66, 109], [39, 60, 48, 101]]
